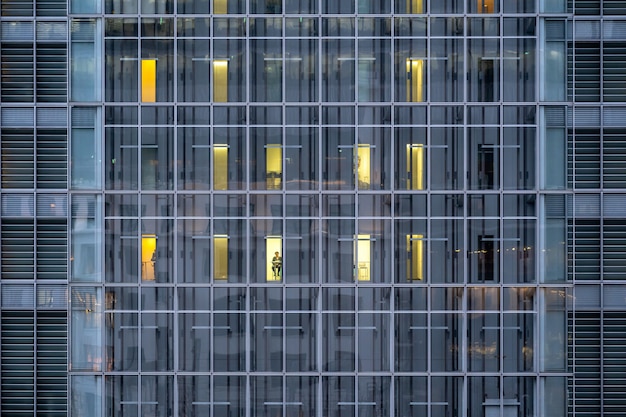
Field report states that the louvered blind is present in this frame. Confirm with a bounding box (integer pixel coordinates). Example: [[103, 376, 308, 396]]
[[36, 219, 68, 281], [572, 219, 601, 281], [573, 129, 600, 189], [603, 0, 626, 15], [35, 0, 65, 16], [0, 43, 35, 102], [602, 312, 626, 416], [35, 312, 67, 417], [573, 42, 601, 102], [36, 129, 68, 189], [603, 43, 626, 102], [603, 130, 626, 188], [603, 220, 626, 280], [569, 311, 602, 417], [1, 220, 35, 280], [1, 312, 35, 416], [1, 129, 35, 189], [0, 0, 33, 16], [36, 43, 67, 102], [573, 0, 601, 14]]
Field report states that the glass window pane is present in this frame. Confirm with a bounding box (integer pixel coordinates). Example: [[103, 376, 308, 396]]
[[71, 195, 103, 282], [323, 39, 355, 102], [395, 313, 427, 372], [177, 128, 211, 190], [214, 375, 246, 417], [105, 376, 138, 417], [358, 39, 391, 102], [178, 313, 210, 371], [503, 38, 536, 102], [285, 39, 318, 102], [251, 39, 282, 102], [177, 40, 210, 102], [213, 127, 245, 190], [72, 376, 102, 417], [71, 287, 103, 371], [213, 313, 246, 371], [468, 39, 500, 102], [105, 39, 138, 102], [468, 313, 499, 371], [323, 313, 355, 371], [106, 313, 138, 371], [395, 376, 427, 416], [105, 127, 138, 190], [431, 219, 464, 283], [214, 39, 246, 102], [431, 313, 461, 371], [177, 376, 210, 417]]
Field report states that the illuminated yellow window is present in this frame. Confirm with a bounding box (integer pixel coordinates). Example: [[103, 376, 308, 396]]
[[355, 235, 371, 281], [266, 236, 282, 281], [213, 145, 228, 190], [407, 234, 424, 281], [214, 235, 228, 280], [406, 58, 424, 102], [356, 145, 371, 190], [406, 144, 424, 190], [141, 234, 157, 281], [266, 144, 282, 190], [213, 60, 229, 102], [478, 0, 495, 13], [407, 0, 424, 14], [141, 59, 156, 103], [214, 0, 227, 13]]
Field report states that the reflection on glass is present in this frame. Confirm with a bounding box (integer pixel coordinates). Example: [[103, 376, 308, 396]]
[[213, 145, 228, 190], [285, 39, 317, 102], [214, 235, 228, 280], [141, 234, 157, 281], [141, 128, 174, 190], [469, 127, 499, 190], [322, 40, 355, 102], [406, 144, 424, 190], [469, 39, 499, 102], [479, 59, 495, 101], [71, 288, 103, 371], [213, 60, 229, 102], [266, 145, 282, 190], [407, 234, 424, 281], [141, 59, 156, 102], [406, 59, 424, 102], [72, 376, 102, 417], [266, 237, 282, 281], [72, 195, 102, 282]]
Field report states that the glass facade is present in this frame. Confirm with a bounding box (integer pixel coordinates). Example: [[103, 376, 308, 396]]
[[0, 0, 625, 416]]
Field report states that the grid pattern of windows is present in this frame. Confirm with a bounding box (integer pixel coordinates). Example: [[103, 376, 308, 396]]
[[66, 1, 556, 416], [0, 0, 617, 416]]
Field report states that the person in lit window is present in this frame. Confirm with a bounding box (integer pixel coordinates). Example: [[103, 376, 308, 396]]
[[271, 251, 282, 279]]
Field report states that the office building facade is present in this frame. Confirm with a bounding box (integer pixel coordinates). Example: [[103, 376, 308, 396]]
[[0, 0, 625, 416]]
